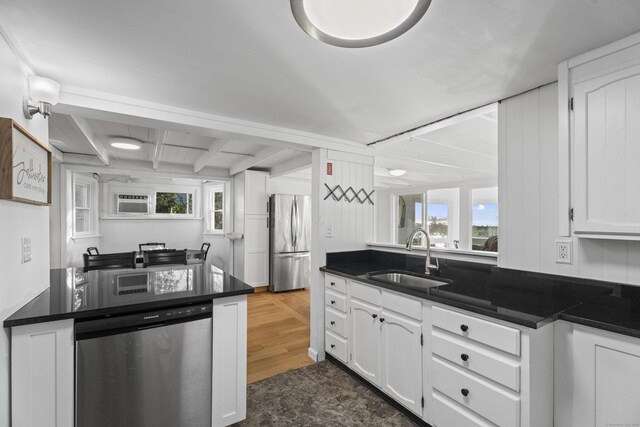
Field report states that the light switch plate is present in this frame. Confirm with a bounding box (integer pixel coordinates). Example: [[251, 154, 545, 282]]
[[556, 240, 572, 264], [21, 237, 32, 264]]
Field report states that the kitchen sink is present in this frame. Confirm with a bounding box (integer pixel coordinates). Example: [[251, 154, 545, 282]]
[[367, 270, 451, 290]]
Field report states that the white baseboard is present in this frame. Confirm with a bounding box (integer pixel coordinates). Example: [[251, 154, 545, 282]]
[[308, 347, 319, 362]]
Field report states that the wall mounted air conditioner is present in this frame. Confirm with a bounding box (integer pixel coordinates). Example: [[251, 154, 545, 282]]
[[116, 194, 149, 214]]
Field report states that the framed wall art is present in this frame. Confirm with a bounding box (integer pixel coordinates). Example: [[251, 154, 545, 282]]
[[0, 117, 51, 206]]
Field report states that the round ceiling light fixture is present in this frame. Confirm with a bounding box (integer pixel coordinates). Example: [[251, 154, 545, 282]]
[[110, 137, 143, 150], [388, 169, 407, 177], [290, 0, 432, 48]]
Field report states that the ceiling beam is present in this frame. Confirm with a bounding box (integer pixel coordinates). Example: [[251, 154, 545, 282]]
[[68, 115, 110, 165], [269, 153, 312, 178], [230, 147, 284, 176], [193, 139, 228, 173], [152, 129, 168, 170]]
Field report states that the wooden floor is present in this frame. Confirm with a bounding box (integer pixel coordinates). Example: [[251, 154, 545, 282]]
[[247, 288, 314, 384]]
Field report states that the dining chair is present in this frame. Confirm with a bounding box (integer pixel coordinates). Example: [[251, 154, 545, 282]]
[[139, 242, 166, 251], [143, 249, 188, 267], [86, 247, 100, 255], [199, 243, 211, 261], [83, 252, 137, 271]]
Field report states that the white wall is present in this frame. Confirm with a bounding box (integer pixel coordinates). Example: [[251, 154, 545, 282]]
[[499, 82, 640, 285], [310, 149, 375, 361], [0, 34, 50, 427], [266, 176, 311, 196]]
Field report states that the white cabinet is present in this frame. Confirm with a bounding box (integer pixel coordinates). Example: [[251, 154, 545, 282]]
[[427, 305, 553, 427], [347, 279, 424, 416], [11, 319, 74, 427], [560, 33, 640, 239], [380, 309, 423, 414], [572, 325, 640, 427], [350, 298, 381, 384], [212, 295, 248, 427], [233, 170, 269, 286], [325, 273, 349, 363]]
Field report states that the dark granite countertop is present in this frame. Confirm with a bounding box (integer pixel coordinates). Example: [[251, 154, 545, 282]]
[[4, 263, 254, 328], [321, 250, 640, 335]]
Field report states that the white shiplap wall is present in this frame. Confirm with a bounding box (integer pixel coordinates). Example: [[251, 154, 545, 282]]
[[309, 148, 375, 362], [499, 82, 640, 285]]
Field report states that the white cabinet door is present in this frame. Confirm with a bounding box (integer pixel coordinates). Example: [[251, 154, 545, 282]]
[[573, 63, 640, 237], [244, 171, 268, 215], [212, 295, 247, 426], [244, 214, 268, 286], [12, 319, 74, 427], [573, 325, 640, 427], [380, 309, 423, 415], [350, 298, 381, 385]]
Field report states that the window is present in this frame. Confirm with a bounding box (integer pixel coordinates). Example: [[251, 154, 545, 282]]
[[472, 203, 499, 250], [72, 173, 98, 237], [155, 192, 193, 215], [205, 183, 225, 233], [427, 203, 448, 238], [396, 193, 424, 245]]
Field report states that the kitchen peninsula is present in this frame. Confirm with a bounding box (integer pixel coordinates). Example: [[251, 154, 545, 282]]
[[4, 263, 253, 427]]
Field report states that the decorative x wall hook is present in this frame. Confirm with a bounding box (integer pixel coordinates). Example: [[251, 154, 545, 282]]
[[324, 183, 374, 205]]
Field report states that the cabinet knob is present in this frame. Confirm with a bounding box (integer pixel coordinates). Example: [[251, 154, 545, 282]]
[[330, 321, 335, 325], [380, 318, 385, 323], [330, 344, 336, 349], [330, 282, 335, 286], [372, 314, 378, 319], [331, 300, 336, 304], [460, 324, 469, 332], [460, 353, 469, 362], [461, 388, 469, 397]]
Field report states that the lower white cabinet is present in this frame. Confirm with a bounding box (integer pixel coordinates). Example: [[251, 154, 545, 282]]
[[11, 319, 75, 427], [348, 280, 424, 416], [380, 309, 423, 414], [572, 324, 640, 427], [212, 295, 248, 427]]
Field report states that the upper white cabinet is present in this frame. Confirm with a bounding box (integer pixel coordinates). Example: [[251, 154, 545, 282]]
[[560, 32, 640, 239], [572, 325, 640, 427]]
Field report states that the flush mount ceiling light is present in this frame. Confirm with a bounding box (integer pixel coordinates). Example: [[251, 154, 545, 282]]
[[110, 137, 143, 150], [23, 76, 60, 119], [290, 0, 431, 48], [388, 169, 407, 177]]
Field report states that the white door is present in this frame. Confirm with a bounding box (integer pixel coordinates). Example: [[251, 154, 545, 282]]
[[572, 61, 640, 237], [380, 309, 423, 415], [350, 298, 381, 386], [573, 325, 640, 427]]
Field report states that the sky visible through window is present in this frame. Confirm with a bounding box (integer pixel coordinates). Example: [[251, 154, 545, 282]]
[[472, 203, 498, 226]]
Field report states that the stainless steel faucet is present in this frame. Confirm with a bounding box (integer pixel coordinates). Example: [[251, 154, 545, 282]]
[[405, 228, 439, 275]]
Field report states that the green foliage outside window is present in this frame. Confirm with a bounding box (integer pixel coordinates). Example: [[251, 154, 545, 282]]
[[156, 192, 192, 214]]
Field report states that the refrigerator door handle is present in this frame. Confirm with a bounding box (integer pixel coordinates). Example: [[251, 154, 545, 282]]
[[293, 198, 299, 249], [276, 252, 309, 258], [290, 201, 296, 250]]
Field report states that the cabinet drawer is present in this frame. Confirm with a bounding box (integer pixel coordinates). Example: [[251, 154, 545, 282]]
[[350, 281, 380, 306], [432, 331, 520, 392], [325, 331, 347, 363], [432, 358, 520, 427], [326, 290, 347, 312], [381, 290, 421, 321], [325, 308, 347, 338], [432, 306, 520, 356], [325, 274, 346, 294], [431, 392, 495, 427]]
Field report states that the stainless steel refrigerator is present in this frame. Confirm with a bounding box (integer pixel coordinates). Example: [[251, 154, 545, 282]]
[[269, 194, 311, 292]]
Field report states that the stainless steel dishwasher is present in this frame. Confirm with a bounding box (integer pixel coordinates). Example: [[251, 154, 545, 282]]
[[75, 303, 212, 427]]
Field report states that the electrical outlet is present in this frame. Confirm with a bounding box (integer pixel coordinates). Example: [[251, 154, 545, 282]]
[[556, 240, 572, 264], [325, 224, 334, 238], [21, 237, 32, 264]]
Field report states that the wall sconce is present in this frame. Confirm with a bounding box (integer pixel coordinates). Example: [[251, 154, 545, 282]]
[[23, 76, 60, 119]]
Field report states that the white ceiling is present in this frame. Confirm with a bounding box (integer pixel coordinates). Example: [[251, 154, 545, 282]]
[[2, 0, 640, 144]]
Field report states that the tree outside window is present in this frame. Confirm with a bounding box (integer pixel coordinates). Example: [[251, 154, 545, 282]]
[[156, 192, 192, 214]]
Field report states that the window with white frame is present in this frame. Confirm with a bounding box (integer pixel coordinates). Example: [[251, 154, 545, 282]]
[[73, 174, 98, 237], [155, 192, 193, 215], [205, 183, 225, 233]]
